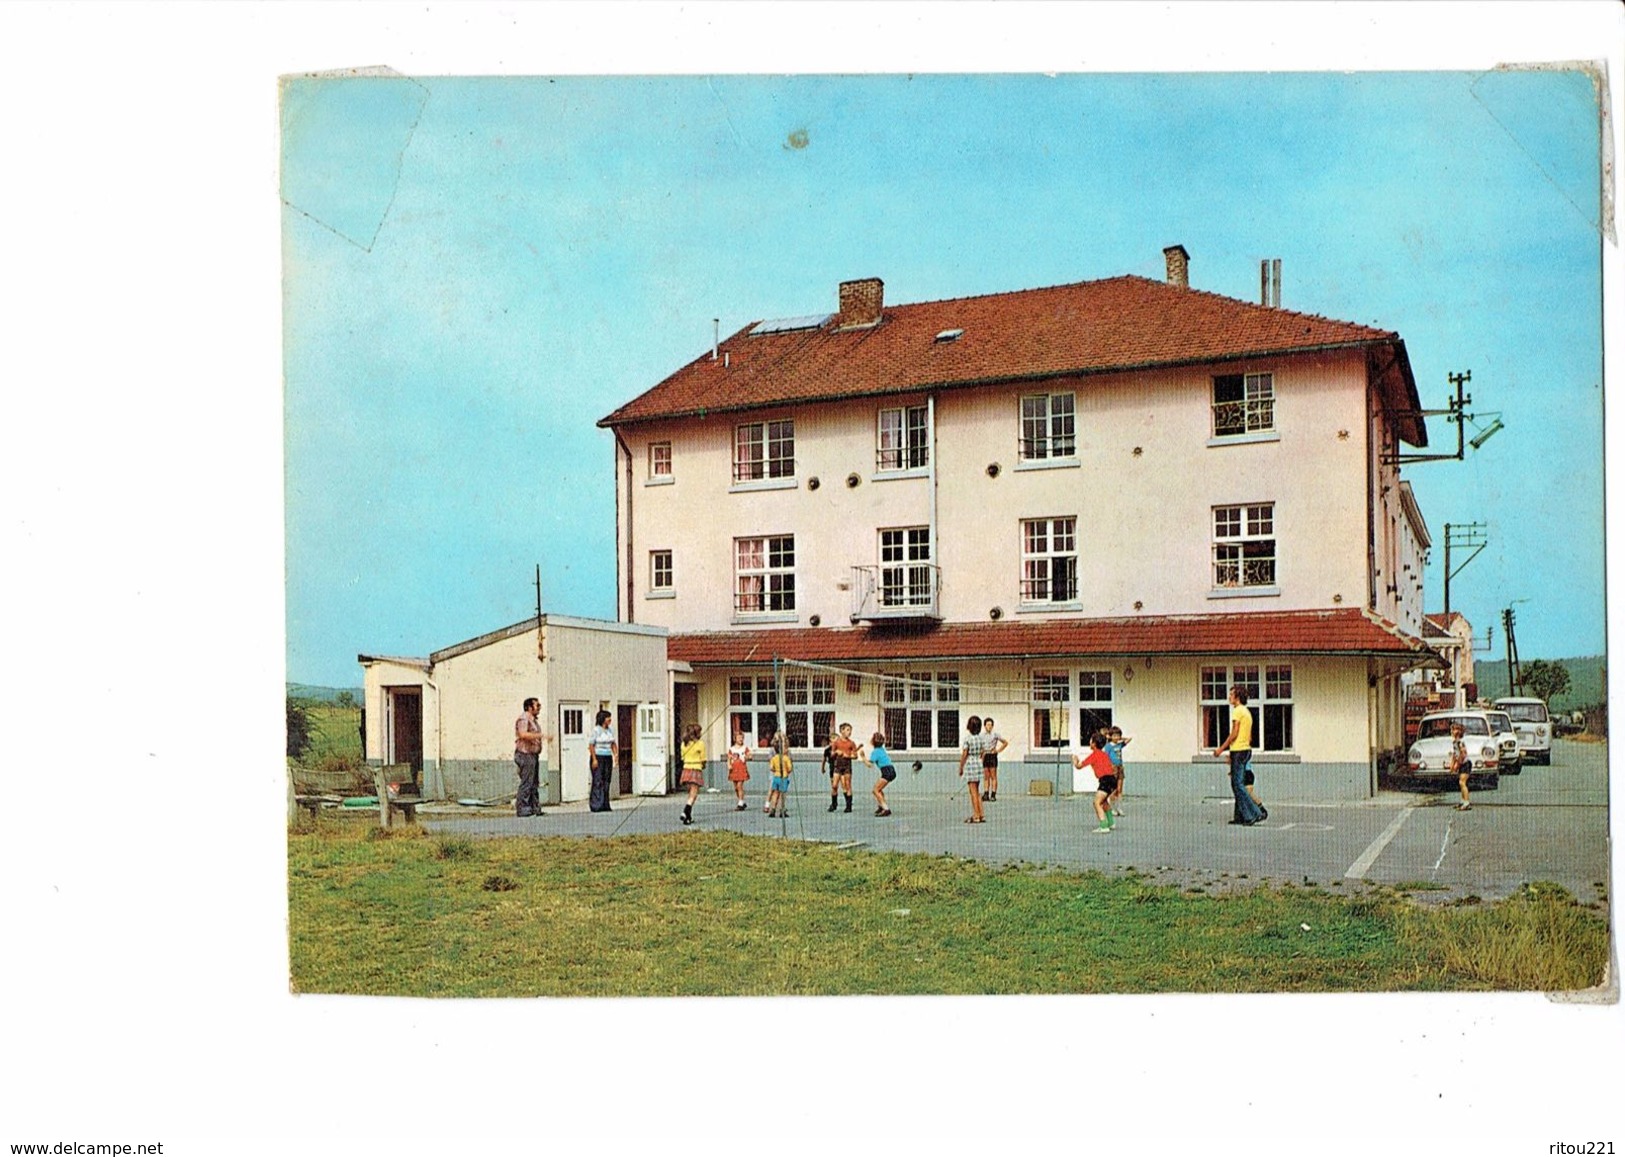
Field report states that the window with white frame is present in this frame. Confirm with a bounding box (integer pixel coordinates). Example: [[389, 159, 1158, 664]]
[[648, 441, 673, 479], [734, 419, 795, 481], [877, 404, 929, 471], [1199, 664, 1294, 752], [1021, 517, 1078, 603], [1019, 392, 1076, 460], [781, 672, 836, 750], [649, 550, 673, 591], [879, 527, 933, 608], [1212, 372, 1275, 438], [1213, 503, 1276, 589], [735, 535, 796, 615], [1077, 669, 1114, 739], [1031, 670, 1071, 747], [881, 670, 961, 751], [728, 675, 782, 749]]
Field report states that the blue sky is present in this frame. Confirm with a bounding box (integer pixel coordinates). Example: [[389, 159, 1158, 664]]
[[284, 69, 1606, 686]]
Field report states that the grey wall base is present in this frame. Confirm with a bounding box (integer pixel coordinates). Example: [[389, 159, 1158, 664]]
[[757, 758, 1377, 805]]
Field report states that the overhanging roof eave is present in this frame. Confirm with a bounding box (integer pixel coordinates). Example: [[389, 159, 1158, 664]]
[[598, 337, 1397, 429]]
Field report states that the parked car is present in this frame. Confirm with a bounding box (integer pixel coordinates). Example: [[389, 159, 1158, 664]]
[[1405, 711, 1501, 791], [1484, 708, 1521, 774], [1492, 697, 1552, 765]]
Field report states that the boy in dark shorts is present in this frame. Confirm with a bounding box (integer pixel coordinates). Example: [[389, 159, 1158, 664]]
[[1073, 732, 1116, 833], [981, 716, 1008, 801], [829, 722, 860, 813]]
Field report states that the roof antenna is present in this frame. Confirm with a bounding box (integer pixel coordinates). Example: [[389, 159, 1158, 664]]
[[712, 318, 719, 361]]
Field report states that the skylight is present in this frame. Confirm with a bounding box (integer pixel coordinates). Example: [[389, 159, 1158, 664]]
[[749, 312, 835, 336], [934, 328, 964, 343]]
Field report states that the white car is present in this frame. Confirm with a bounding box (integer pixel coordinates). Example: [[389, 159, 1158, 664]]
[[1484, 709, 1522, 774], [1405, 711, 1500, 791], [1492, 697, 1552, 765]]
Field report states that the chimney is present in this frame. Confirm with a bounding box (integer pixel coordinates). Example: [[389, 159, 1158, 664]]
[[835, 277, 884, 328], [1163, 245, 1189, 289], [1260, 258, 1281, 307]]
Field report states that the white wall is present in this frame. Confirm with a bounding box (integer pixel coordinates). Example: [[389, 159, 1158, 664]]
[[617, 348, 1378, 632], [686, 652, 1374, 767]]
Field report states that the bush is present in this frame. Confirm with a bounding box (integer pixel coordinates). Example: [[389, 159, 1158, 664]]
[[287, 698, 313, 759]]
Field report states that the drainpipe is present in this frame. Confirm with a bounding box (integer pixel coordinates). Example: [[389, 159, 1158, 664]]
[[928, 393, 939, 610], [613, 428, 634, 622], [422, 673, 447, 801], [1366, 387, 1378, 610], [1366, 663, 1378, 797]]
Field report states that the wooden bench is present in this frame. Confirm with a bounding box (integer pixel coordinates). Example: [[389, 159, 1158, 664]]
[[293, 794, 343, 821], [374, 763, 424, 827]]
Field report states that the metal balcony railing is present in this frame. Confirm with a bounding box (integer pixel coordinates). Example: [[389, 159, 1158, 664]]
[[850, 564, 941, 622]]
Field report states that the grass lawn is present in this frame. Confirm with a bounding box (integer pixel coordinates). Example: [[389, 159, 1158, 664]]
[[288, 814, 1610, 997]]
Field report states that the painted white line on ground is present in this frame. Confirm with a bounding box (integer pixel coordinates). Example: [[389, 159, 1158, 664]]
[[1431, 820, 1452, 873], [1344, 806, 1416, 879]]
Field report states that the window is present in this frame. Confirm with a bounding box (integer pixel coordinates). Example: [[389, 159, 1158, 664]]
[[879, 527, 933, 608], [1078, 669, 1114, 738], [734, 419, 795, 481], [877, 404, 929, 471], [1021, 517, 1078, 603], [1212, 372, 1275, 437], [1200, 664, 1294, 752], [881, 670, 961, 751], [735, 535, 796, 615], [649, 550, 673, 592], [648, 441, 673, 479], [1031, 671, 1071, 747], [562, 708, 584, 736], [728, 675, 783, 748], [1213, 503, 1276, 589], [781, 673, 836, 749], [1019, 393, 1076, 460]]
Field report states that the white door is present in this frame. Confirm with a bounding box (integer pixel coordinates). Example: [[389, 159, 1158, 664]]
[[559, 703, 589, 803], [635, 703, 668, 795]]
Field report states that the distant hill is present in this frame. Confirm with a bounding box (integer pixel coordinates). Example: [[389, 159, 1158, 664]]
[[288, 683, 363, 703], [1471, 655, 1606, 711]]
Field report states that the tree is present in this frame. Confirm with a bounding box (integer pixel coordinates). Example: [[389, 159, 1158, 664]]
[[287, 697, 313, 759], [1519, 659, 1571, 705], [335, 690, 356, 709]]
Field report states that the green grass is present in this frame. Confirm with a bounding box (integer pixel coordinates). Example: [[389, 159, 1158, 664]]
[[303, 703, 362, 763], [288, 816, 1611, 997]]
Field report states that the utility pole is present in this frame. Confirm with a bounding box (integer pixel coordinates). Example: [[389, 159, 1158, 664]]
[[1502, 607, 1522, 697], [535, 564, 545, 660], [1442, 522, 1487, 618]]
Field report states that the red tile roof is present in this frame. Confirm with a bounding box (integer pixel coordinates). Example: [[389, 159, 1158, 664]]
[[1424, 611, 1466, 633], [601, 274, 1422, 440], [668, 608, 1440, 667]]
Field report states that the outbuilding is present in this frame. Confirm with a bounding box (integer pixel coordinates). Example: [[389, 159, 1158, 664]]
[[360, 614, 671, 805]]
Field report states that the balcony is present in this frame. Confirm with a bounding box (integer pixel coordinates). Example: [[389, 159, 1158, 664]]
[[850, 564, 941, 623]]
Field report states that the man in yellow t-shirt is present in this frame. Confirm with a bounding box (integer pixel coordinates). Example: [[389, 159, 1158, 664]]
[[1213, 686, 1265, 826]]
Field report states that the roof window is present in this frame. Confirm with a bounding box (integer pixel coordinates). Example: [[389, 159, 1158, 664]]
[[934, 328, 963, 343], [749, 313, 834, 336]]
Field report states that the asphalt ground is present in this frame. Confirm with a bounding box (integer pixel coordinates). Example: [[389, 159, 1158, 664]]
[[420, 738, 1612, 907]]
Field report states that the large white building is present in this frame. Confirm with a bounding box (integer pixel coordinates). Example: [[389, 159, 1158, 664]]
[[599, 247, 1442, 801]]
